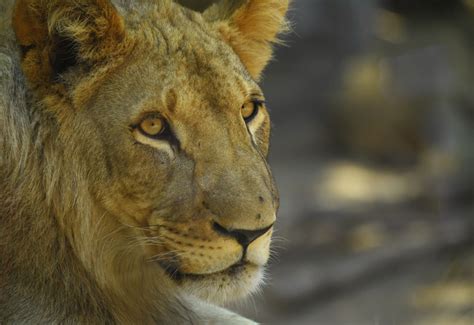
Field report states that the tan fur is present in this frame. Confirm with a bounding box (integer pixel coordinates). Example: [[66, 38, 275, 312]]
[[0, 0, 289, 323]]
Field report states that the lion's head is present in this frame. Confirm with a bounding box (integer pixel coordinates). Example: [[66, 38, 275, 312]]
[[10, 0, 288, 313]]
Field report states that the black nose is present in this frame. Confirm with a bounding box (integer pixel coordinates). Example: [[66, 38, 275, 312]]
[[213, 222, 273, 247]]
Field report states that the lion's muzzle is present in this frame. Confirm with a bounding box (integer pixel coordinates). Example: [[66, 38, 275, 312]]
[[145, 216, 273, 279]]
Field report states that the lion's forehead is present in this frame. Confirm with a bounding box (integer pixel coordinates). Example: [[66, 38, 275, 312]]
[[119, 1, 237, 66], [102, 47, 254, 120]]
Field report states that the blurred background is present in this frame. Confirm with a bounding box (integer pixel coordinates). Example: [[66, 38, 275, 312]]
[[229, 0, 474, 324]]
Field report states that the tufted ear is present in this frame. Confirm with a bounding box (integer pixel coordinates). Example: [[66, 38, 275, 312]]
[[12, 0, 125, 88], [204, 0, 290, 80]]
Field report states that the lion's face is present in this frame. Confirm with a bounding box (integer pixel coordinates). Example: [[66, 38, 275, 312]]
[[88, 20, 278, 301], [13, 0, 288, 304]]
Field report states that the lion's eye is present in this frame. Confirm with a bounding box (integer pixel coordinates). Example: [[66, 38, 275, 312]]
[[241, 100, 263, 123], [138, 116, 166, 138]]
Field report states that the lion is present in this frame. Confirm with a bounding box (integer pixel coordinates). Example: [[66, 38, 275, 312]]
[[0, 0, 289, 323]]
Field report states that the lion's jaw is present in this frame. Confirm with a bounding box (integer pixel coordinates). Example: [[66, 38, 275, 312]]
[[145, 216, 274, 304], [74, 205, 273, 309]]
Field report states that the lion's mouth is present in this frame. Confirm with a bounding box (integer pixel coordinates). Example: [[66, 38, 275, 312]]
[[158, 260, 250, 282]]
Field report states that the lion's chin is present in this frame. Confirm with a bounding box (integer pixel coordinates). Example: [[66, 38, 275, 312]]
[[161, 262, 264, 304]]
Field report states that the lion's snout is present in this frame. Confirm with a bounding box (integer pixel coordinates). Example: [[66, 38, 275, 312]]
[[212, 221, 273, 266]]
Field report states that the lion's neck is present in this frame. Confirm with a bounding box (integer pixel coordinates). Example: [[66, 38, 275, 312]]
[[0, 64, 116, 321], [0, 184, 115, 322], [0, 152, 166, 322], [0, 151, 166, 322], [0, 43, 180, 324], [1, 143, 172, 323]]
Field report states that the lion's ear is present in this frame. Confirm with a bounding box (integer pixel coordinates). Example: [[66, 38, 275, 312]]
[[204, 0, 290, 80], [12, 0, 124, 85]]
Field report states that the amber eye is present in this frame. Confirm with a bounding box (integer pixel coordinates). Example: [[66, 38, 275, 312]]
[[241, 100, 262, 123], [138, 115, 166, 138]]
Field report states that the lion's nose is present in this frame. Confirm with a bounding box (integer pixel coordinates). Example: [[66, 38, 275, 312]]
[[213, 222, 273, 247]]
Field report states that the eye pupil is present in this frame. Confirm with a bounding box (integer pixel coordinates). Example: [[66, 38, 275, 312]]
[[139, 116, 165, 137], [241, 100, 262, 122]]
